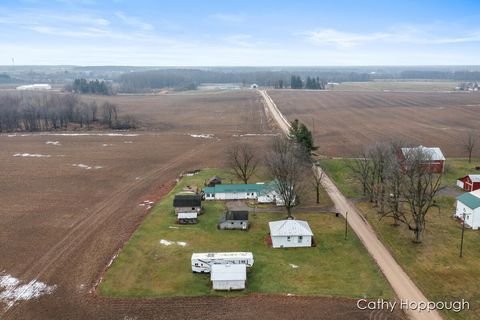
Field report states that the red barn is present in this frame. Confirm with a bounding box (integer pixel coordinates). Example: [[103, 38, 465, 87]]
[[400, 146, 446, 173], [457, 175, 480, 192]]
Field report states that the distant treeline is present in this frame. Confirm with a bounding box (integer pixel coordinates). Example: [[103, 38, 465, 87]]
[[0, 93, 136, 132], [0, 73, 11, 83], [118, 69, 370, 92], [67, 78, 113, 95], [399, 70, 480, 81], [290, 75, 326, 89]]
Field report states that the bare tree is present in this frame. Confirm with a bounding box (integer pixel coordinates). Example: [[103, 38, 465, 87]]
[[382, 141, 406, 226], [369, 143, 390, 213], [464, 131, 476, 163], [265, 137, 310, 219], [312, 163, 325, 204], [397, 148, 443, 243], [350, 147, 373, 200], [226, 143, 258, 184]]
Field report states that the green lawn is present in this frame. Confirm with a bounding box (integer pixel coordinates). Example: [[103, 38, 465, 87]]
[[99, 168, 392, 299], [320, 158, 480, 320]]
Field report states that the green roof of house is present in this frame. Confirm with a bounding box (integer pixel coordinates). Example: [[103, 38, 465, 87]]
[[203, 183, 266, 194], [457, 192, 480, 209]]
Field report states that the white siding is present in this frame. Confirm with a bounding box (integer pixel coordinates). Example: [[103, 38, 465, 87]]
[[212, 280, 245, 290], [271, 235, 312, 248], [457, 180, 465, 189], [455, 200, 480, 230]]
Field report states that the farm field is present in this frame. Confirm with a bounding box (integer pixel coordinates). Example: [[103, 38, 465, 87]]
[[100, 168, 394, 299], [320, 158, 480, 320], [268, 90, 480, 157], [333, 81, 459, 92]]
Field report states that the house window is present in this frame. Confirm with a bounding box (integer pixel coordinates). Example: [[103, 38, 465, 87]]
[[192, 207, 195, 210], [287, 236, 291, 241], [298, 236, 303, 243]]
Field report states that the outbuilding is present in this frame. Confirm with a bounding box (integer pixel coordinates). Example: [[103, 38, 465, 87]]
[[455, 190, 480, 230], [173, 194, 202, 215], [210, 264, 246, 291], [269, 219, 314, 248], [207, 176, 223, 187], [457, 175, 480, 192], [400, 146, 446, 173], [177, 212, 198, 224], [218, 211, 249, 230]]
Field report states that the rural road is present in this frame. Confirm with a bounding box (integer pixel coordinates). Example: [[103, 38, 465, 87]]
[[259, 89, 443, 320]]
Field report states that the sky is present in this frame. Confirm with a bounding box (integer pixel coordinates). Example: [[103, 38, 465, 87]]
[[1, 0, 480, 66]]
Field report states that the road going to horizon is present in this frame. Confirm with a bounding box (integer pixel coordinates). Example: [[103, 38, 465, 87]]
[[259, 89, 443, 320]]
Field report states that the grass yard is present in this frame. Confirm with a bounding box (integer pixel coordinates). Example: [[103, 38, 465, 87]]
[[99, 168, 392, 299], [320, 158, 480, 320]]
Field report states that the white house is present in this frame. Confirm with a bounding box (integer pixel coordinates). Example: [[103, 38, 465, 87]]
[[210, 264, 246, 291], [203, 184, 265, 201], [191, 252, 254, 273], [455, 190, 480, 230], [269, 220, 313, 248]]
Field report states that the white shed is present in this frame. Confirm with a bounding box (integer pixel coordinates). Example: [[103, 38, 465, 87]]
[[269, 219, 313, 248], [455, 190, 480, 230], [211, 264, 246, 291]]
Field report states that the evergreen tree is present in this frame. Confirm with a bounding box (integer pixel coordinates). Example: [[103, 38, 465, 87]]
[[288, 119, 317, 155]]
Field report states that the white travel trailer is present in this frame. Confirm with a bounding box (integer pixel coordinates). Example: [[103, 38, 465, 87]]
[[191, 252, 254, 273]]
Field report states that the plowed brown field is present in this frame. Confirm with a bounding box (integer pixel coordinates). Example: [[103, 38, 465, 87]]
[[268, 90, 480, 157]]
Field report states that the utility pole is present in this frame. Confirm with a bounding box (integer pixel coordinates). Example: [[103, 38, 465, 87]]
[[460, 211, 466, 258], [345, 211, 348, 240]]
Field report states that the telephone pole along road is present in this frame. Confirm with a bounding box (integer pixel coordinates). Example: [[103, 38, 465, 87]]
[[258, 89, 443, 320]]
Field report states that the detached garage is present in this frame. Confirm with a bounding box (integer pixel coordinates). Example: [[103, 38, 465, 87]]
[[210, 264, 246, 291], [457, 175, 480, 192]]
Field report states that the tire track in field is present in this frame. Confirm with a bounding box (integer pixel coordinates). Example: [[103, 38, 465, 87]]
[[1, 143, 206, 319]]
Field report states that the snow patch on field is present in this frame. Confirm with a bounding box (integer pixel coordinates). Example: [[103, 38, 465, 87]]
[[233, 133, 279, 137], [0, 272, 57, 310], [102, 143, 113, 147], [124, 141, 133, 144], [160, 239, 174, 246], [45, 141, 61, 146], [159, 239, 188, 247], [13, 153, 50, 158], [138, 200, 155, 209], [189, 133, 214, 139], [72, 164, 103, 170], [289, 264, 299, 269]]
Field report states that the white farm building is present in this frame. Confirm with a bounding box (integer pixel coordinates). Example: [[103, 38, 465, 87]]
[[455, 190, 480, 230], [16, 84, 52, 91], [210, 264, 246, 291], [269, 219, 314, 248]]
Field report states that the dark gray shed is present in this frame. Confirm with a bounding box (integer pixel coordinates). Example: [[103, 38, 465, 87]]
[[218, 211, 249, 230], [173, 194, 202, 215]]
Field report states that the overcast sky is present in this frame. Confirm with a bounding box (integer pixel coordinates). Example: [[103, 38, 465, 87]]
[[1, 0, 480, 66]]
